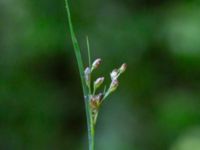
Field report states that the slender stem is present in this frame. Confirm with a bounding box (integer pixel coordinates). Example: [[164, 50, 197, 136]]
[[86, 36, 91, 69], [86, 38, 95, 150], [93, 84, 96, 96], [86, 36, 92, 95], [65, 1, 95, 150]]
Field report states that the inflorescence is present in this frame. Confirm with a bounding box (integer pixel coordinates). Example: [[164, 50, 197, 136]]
[[84, 59, 127, 125]]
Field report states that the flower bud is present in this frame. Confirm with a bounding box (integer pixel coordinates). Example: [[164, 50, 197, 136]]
[[90, 93, 103, 109], [96, 93, 103, 102], [92, 58, 101, 71], [84, 67, 90, 75], [119, 63, 127, 74], [109, 79, 119, 93], [90, 96, 97, 109], [110, 69, 118, 80], [84, 67, 91, 86], [94, 77, 104, 89]]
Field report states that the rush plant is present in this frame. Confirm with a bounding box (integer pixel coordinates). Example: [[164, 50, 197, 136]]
[[65, 1, 127, 150]]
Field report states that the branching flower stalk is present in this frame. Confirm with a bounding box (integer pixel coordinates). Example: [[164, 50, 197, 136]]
[[65, 1, 127, 150]]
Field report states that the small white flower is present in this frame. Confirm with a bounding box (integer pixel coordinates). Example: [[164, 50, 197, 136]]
[[109, 79, 119, 93], [84, 67, 91, 86], [85, 67, 90, 74], [110, 69, 118, 80], [94, 77, 104, 89], [119, 63, 127, 74]]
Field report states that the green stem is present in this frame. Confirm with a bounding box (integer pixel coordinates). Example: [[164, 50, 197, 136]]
[[65, 1, 95, 150], [86, 36, 92, 95], [86, 36, 91, 70]]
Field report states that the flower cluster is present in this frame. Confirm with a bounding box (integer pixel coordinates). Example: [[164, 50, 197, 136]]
[[84, 58, 127, 124]]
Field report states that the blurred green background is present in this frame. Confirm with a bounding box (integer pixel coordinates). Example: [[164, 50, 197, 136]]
[[1, 0, 200, 150]]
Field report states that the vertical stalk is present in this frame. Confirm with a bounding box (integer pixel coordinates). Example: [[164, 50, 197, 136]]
[[65, 0, 95, 150], [86, 36, 95, 150]]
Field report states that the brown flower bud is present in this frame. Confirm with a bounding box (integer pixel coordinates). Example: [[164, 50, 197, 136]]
[[90, 93, 103, 109], [92, 58, 101, 71]]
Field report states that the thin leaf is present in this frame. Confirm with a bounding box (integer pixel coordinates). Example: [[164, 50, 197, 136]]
[[65, 1, 95, 150]]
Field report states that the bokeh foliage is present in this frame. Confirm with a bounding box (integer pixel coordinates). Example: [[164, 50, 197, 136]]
[[0, 0, 200, 150]]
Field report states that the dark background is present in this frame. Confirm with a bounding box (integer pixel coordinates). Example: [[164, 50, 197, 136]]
[[0, 0, 200, 150]]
